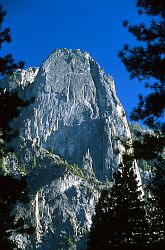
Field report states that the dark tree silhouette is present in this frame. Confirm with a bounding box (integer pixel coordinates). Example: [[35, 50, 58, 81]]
[[129, 124, 165, 249], [87, 189, 111, 250], [0, 5, 35, 249], [0, 5, 24, 76], [148, 155, 165, 227], [0, 4, 26, 152], [0, 175, 35, 250], [132, 131, 165, 160], [119, 2, 165, 247], [0, 87, 34, 152], [0, 5, 34, 154], [88, 154, 148, 250], [118, 0, 165, 130], [146, 191, 165, 249]]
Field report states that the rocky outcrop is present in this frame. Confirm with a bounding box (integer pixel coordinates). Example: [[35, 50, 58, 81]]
[[0, 49, 134, 249]]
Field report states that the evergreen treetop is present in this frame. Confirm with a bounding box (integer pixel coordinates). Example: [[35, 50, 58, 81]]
[[119, 0, 165, 130], [88, 154, 148, 249]]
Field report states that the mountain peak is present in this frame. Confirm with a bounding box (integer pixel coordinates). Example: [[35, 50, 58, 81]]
[[0, 48, 135, 249]]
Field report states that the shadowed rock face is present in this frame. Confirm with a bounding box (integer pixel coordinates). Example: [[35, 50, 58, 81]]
[[0, 49, 132, 249]]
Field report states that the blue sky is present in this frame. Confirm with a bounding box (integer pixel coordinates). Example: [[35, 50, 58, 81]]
[[1, 0, 149, 120]]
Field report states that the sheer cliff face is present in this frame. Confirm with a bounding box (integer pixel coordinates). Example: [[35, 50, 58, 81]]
[[3, 49, 130, 179], [1, 49, 132, 249]]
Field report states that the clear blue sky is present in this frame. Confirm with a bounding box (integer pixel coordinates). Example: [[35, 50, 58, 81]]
[[1, 0, 149, 120]]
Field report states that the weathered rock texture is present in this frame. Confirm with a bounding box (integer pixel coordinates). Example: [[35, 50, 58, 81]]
[[0, 49, 134, 249]]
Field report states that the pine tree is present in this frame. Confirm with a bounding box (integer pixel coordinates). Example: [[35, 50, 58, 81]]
[[118, 0, 165, 130], [146, 192, 164, 249], [148, 155, 165, 235], [87, 189, 112, 250], [88, 154, 148, 249], [129, 124, 165, 249], [119, 2, 165, 246]]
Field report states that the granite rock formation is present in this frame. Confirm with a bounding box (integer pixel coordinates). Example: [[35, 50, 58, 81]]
[[0, 49, 139, 249]]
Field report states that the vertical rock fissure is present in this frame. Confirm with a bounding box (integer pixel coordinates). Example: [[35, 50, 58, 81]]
[[89, 59, 105, 177], [35, 191, 42, 247]]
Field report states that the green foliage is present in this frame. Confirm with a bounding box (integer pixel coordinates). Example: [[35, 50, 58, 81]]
[[142, 160, 152, 172], [67, 235, 76, 248], [119, 0, 165, 130], [17, 164, 29, 175], [0, 157, 6, 171], [62, 159, 99, 189]]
